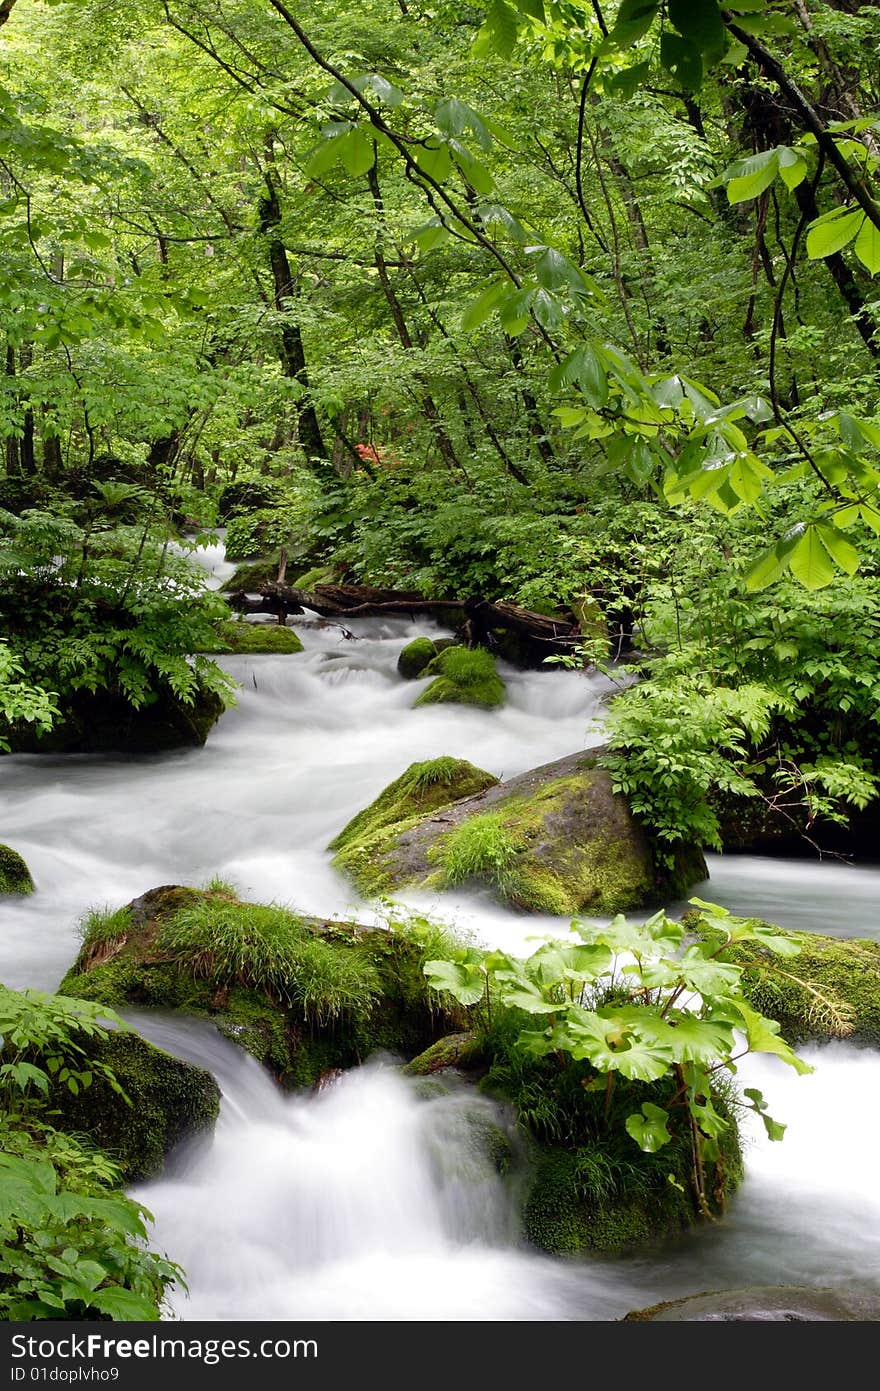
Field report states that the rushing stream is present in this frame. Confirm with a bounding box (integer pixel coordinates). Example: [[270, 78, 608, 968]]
[[2, 538, 879, 1319]]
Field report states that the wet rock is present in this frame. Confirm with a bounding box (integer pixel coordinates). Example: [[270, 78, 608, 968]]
[[7, 683, 224, 754], [333, 749, 705, 914], [197, 619, 304, 655], [50, 1030, 220, 1182], [0, 843, 34, 895], [623, 1286, 880, 1321], [397, 636, 454, 680], [58, 885, 464, 1089], [413, 646, 505, 709]]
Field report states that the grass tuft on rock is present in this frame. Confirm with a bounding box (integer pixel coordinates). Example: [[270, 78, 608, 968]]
[[414, 645, 505, 709], [158, 899, 379, 1025]]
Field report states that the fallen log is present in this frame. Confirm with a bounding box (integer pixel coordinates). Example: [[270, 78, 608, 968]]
[[225, 584, 584, 666]]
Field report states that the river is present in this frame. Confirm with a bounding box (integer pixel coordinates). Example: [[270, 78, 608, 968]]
[[2, 539, 879, 1320]]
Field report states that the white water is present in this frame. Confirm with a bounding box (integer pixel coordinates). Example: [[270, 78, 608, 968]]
[[3, 539, 880, 1319]]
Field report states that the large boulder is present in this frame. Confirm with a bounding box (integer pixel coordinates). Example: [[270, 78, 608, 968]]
[[397, 636, 454, 680], [59, 885, 464, 1088], [50, 1031, 220, 1182], [8, 684, 223, 754], [332, 750, 706, 914], [0, 843, 34, 895]]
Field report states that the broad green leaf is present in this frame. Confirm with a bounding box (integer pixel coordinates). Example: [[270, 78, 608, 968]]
[[461, 279, 507, 332], [89, 1287, 161, 1322], [725, 150, 778, 204], [806, 208, 864, 260], [423, 958, 485, 1005], [854, 217, 880, 275], [733, 1001, 813, 1074], [777, 146, 808, 191], [666, 1012, 737, 1063], [660, 32, 703, 91], [608, 0, 661, 47], [788, 525, 836, 591], [341, 127, 374, 178], [626, 1102, 672, 1152]]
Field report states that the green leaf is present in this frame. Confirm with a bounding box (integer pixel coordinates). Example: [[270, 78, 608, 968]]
[[660, 32, 703, 91], [733, 1001, 813, 1074], [461, 279, 507, 331], [422, 958, 485, 1006], [788, 524, 836, 591], [854, 217, 880, 275], [806, 208, 864, 260], [607, 62, 651, 100], [725, 150, 779, 204], [340, 127, 375, 178], [777, 146, 808, 191], [608, 0, 661, 47], [626, 1102, 672, 1152], [473, 0, 520, 57], [89, 1287, 161, 1322]]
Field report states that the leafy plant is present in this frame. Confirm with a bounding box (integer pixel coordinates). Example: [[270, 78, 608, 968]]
[[424, 900, 814, 1216], [0, 985, 182, 1320]]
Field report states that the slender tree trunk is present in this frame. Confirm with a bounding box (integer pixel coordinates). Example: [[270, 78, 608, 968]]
[[259, 144, 327, 464], [5, 345, 18, 474]]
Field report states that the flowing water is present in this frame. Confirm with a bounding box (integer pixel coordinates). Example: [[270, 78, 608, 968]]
[[2, 540, 880, 1320]]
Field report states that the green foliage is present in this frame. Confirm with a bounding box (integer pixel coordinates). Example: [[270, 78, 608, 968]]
[[0, 984, 181, 1320], [434, 812, 523, 894], [159, 898, 380, 1025], [414, 645, 506, 708], [425, 900, 812, 1214]]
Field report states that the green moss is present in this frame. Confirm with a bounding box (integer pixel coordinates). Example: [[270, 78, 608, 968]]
[[50, 1031, 220, 1182], [480, 1012, 743, 1255], [220, 554, 284, 592], [0, 843, 34, 895], [397, 637, 452, 680], [430, 772, 654, 915], [718, 924, 880, 1047], [293, 564, 343, 589], [197, 620, 304, 655], [414, 645, 505, 709], [330, 757, 499, 897], [403, 1031, 484, 1076]]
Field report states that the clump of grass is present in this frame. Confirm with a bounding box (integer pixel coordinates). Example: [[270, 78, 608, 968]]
[[159, 899, 379, 1025], [76, 905, 133, 970], [436, 812, 523, 893], [201, 875, 239, 897], [414, 646, 506, 709]]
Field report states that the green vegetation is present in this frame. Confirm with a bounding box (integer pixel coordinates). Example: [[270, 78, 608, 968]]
[[62, 886, 465, 1088], [0, 843, 34, 895], [199, 620, 304, 655], [398, 636, 450, 680], [414, 646, 506, 709], [0, 984, 184, 1319], [330, 756, 500, 897], [424, 899, 812, 1247]]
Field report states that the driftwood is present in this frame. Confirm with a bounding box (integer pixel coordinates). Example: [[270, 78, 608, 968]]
[[225, 583, 583, 665]]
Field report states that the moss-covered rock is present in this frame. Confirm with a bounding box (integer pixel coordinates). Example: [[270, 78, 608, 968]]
[[50, 1030, 219, 1182], [330, 757, 500, 896], [59, 886, 464, 1088], [333, 750, 704, 914], [0, 843, 34, 895], [710, 923, 880, 1048], [397, 636, 454, 680], [403, 1032, 485, 1076], [220, 554, 286, 592], [414, 645, 506, 709], [197, 619, 304, 655], [7, 683, 224, 754]]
